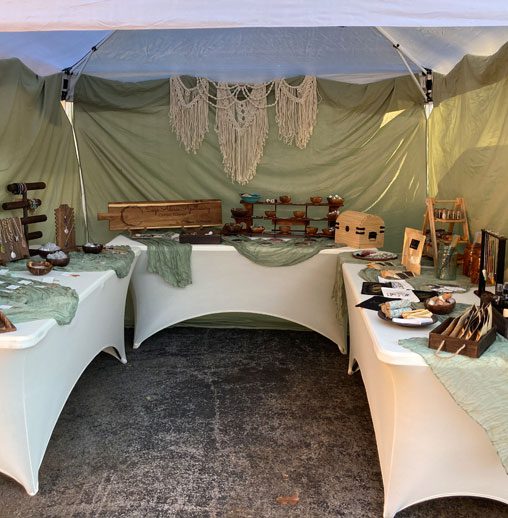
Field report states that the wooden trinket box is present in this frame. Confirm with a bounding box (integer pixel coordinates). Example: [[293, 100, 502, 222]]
[[428, 318, 497, 358], [335, 211, 385, 248]]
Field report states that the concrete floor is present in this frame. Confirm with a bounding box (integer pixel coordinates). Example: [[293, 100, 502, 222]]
[[0, 327, 506, 517]]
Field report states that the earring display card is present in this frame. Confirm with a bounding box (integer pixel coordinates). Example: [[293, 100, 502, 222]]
[[55, 204, 76, 252], [0, 217, 29, 264]]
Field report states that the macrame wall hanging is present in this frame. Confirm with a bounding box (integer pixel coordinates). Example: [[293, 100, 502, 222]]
[[168, 75, 318, 184], [215, 83, 269, 185], [275, 76, 318, 149], [169, 77, 209, 153]]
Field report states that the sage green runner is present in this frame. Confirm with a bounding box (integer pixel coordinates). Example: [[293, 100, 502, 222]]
[[0, 273, 78, 325], [359, 264, 474, 291], [7, 246, 136, 279], [332, 252, 396, 353], [399, 336, 508, 475], [135, 237, 192, 288], [223, 236, 338, 267]]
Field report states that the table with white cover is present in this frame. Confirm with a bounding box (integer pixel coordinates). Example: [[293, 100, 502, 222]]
[[109, 235, 354, 351], [342, 262, 508, 518], [0, 255, 137, 495]]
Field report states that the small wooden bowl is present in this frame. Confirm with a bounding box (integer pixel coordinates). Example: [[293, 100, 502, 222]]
[[306, 226, 318, 235], [82, 244, 103, 254], [37, 247, 61, 259], [293, 210, 305, 219], [231, 207, 248, 218], [265, 210, 276, 218], [47, 255, 70, 267], [321, 227, 334, 236], [279, 195, 291, 204], [424, 296, 456, 315], [251, 226, 265, 234], [310, 196, 323, 204], [279, 225, 291, 234], [27, 260, 53, 276]]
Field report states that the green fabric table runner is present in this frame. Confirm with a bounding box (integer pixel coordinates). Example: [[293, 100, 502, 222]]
[[7, 246, 136, 279], [222, 236, 339, 267], [399, 336, 508, 475], [0, 273, 78, 325]]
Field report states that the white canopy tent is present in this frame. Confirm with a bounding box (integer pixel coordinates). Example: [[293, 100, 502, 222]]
[[1, 1, 508, 87]]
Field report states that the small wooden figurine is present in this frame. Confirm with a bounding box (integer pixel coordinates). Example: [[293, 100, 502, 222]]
[[335, 211, 385, 248], [0, 310, 16, 333]]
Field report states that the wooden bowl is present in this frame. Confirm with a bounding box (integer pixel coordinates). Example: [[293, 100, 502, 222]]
[[321, 227, 335, 236], [279, 225, 291, 234], [293, 210, 305, 219], [265, 210, 276, 218], [306, 226, 318, 235], [47, 254, 70, 267], [251, 226, 265, 234], [310, 196, 323, 204], [231, 207, 248, 218], [424, 295, 456, 315], [82, 243, 103, 254], [279, 195, 291, 204], [37, 247, 61, 259], [27, 260, 53, 276]]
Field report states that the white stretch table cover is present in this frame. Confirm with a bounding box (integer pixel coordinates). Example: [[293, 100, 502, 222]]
[[342, 263, 508, 518], [0, 254, 138, 495], [109, 235, 354, 350]]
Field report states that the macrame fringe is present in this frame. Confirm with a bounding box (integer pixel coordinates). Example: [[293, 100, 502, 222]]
[[215, 83, 269, 185], [275, 76, 317, 149], [169, 77, 209, 153]]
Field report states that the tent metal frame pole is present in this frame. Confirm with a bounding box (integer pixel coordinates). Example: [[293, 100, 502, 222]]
[[63, 31, 116, 100], [375, 27, 430, 102]]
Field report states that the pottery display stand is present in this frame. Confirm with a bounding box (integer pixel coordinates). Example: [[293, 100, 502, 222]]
[[235, 198, 343, 238], [422, 197, 470, 263]]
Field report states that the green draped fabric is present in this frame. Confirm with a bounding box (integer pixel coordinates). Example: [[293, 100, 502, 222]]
[[223, 236, 338, 266], [400, 336, 508, 475], [0, 273, 78, 325], [135, 237, 192, 287], [73, 74, 426, 252], [0, 59, 83, 244], [429, 41, 508, 244], [6, 246, 135, 279]]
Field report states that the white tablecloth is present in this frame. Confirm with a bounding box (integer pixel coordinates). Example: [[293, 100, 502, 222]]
[[0, 255, 137, 495], [342, 263, 508, 517], [109, 235, 354, 351]]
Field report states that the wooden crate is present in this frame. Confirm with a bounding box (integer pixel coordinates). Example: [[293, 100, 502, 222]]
[[428, 318, 497, 358], [98, 199, 222, 231]]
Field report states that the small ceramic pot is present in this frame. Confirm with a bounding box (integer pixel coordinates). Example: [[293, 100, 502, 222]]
[[293, 210, 305, 219], [279, 195, 291, 204], [306, 226, 318, 235], [310, 196, 323, 204]]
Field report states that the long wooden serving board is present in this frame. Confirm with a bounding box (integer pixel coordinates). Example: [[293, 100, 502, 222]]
[[98, 199, 222, 231]]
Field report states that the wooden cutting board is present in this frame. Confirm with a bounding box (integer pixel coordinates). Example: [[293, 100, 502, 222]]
[[97, 199, 222, 231]]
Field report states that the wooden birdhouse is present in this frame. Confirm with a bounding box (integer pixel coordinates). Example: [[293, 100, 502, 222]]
[[335, 210, 385, 248]]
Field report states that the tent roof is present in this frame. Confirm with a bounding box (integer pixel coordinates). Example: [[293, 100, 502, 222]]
[[1, 2, 508, 83]]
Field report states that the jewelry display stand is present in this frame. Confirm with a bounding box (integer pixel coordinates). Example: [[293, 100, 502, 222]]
[[2, 182, 47, 255], [55, 204, 76, 252]]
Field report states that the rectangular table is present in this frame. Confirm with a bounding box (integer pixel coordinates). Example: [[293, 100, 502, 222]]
[[342, 262, 508, 518], [0, 256, 137, 495], [109, 235, 354, 352]]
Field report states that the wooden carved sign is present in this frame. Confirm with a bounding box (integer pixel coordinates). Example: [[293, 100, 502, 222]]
[[55, 204, 77, 252], [98, 199, 222, 231]]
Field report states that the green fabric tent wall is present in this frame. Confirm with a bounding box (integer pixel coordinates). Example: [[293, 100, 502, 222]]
[[0, 59, 83, 243], [73, 74, 426, 252]]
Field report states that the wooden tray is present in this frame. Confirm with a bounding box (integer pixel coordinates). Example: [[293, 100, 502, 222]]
[[98, 199, 222, 231], [428, 318, 497, 358]]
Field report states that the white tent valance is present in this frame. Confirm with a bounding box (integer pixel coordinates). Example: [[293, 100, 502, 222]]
[[2, 0, 508, 31]]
